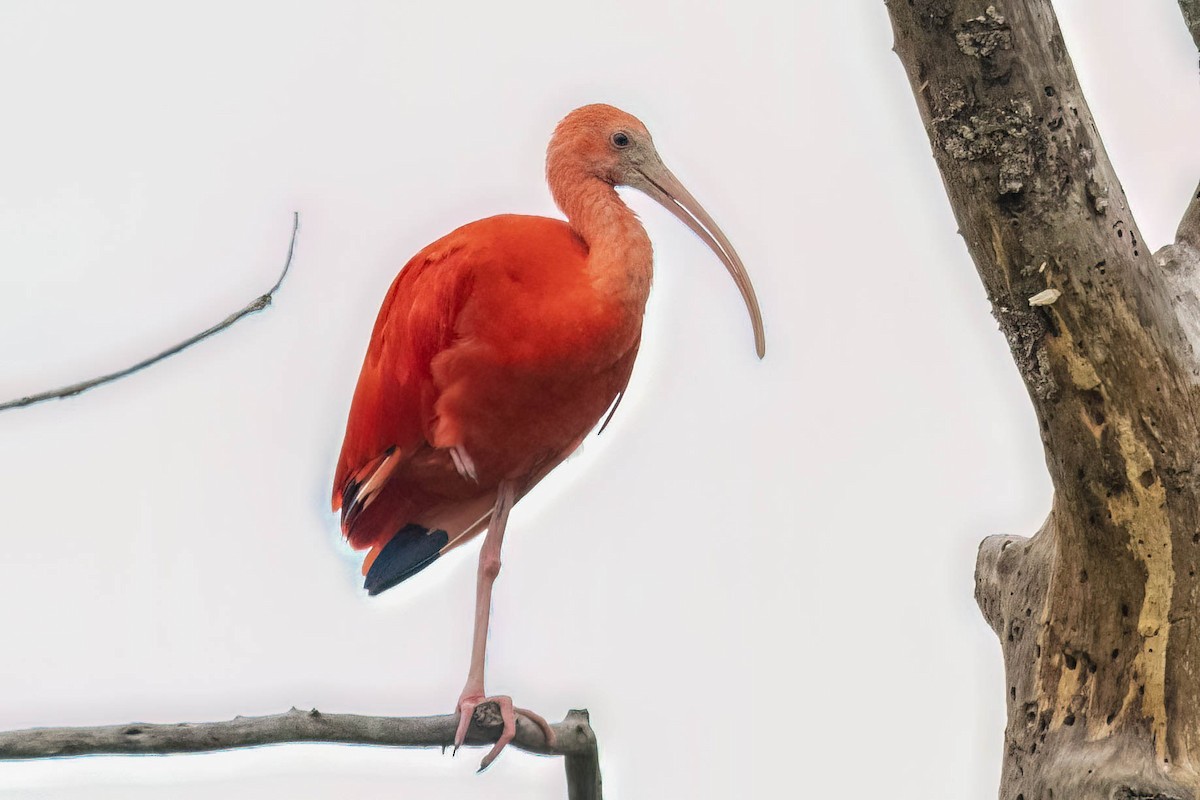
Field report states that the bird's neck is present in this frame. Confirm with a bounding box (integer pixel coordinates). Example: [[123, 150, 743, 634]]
[[554, 176, 654, 307]]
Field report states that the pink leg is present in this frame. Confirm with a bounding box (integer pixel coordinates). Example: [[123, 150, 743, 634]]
[[452, 481, 555, 770]]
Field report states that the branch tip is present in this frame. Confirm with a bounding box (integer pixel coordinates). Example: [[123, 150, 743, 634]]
[[0, 213, 301, 413]]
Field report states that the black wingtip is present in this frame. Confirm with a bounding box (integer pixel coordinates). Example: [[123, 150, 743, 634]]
[[364, 523, 450, 596]]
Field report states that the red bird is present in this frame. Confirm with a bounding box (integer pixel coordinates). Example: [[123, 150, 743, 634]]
[[332, 104, 764, 769]]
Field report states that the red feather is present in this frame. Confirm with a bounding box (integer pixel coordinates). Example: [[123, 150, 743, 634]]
[[333, 214, 641, 560]]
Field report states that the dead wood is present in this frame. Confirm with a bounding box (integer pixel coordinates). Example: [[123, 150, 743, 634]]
[[887, 0, 1200, 796], [0, 212, 299, 412], [0, 706, 602, 800]]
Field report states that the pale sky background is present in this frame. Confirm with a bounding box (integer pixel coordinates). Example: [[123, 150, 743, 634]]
[[0, 2, 1196, 798]]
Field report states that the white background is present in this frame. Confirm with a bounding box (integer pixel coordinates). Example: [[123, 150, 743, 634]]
[[0, 1, 1196, 797]]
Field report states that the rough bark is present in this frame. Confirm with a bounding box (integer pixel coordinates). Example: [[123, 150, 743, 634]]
[[0, 706, 602, 800], [887, 1, 1200, 797], [1180, 182, 1200, 252], [1182, 0, 1200, 54]]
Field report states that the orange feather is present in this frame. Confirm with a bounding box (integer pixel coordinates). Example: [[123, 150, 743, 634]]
[[332, 104, 762, 595]]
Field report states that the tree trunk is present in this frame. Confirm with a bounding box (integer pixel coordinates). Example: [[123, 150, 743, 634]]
[[886, 1, 1200, 797]]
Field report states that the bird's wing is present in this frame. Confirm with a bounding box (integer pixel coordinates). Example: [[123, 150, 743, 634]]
[[331, 236, 475, 522], [333, 215, 615, 579]]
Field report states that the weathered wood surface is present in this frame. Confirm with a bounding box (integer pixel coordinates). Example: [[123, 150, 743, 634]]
[[0, 707, 602, 800], [1182, 0, 1200, 53], [887, 1, 1200, 797]]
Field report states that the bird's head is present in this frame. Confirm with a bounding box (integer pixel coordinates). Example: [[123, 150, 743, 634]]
[[547, 104, 765, 358], [547, 104, 656, 186]]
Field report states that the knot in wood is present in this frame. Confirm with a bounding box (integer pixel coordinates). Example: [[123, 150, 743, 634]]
[[471, 701, 505, 729]]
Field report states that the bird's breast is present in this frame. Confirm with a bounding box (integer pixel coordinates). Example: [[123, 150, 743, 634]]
[[427, 234, 647, 481], [466, 236, 647, 369]]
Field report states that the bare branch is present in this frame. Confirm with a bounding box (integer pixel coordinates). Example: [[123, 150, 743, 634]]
[[1181, 0, 1200, 54], [0, 212, 300, 412], [887, 0, 1198, 497], [0, 706, 602, 800], [1181, 181, 1200, 250], [1180, 2, 1200, 248], [889, 1, 1200, 796]]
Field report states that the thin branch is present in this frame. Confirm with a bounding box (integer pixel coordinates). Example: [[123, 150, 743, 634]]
[[0, 212, 300, 412], [0, 706, 602, 800]]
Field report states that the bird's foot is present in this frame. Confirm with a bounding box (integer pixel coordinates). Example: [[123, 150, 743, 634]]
[[453, 693, 557, 771]]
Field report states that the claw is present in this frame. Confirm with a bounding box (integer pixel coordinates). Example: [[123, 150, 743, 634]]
[[514, 706, 557, 748], [453, 696, 475, 756], [478, 696, 516, 771]]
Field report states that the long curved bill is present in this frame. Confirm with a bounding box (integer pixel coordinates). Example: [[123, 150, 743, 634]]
[[635, 162, 766, 358]]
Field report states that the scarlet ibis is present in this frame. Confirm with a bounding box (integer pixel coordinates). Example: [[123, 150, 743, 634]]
[[332, 103, 764, 769]]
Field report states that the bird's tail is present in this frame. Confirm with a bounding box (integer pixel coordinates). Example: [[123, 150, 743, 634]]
[[362, 504, 493, 595], [363, 523, 450, 595]]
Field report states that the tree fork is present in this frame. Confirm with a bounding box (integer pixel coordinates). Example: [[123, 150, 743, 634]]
[[887, 1, 1200, 797]]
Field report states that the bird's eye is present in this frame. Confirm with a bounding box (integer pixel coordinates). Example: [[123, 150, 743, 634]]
[[611, 132, 631, 149]]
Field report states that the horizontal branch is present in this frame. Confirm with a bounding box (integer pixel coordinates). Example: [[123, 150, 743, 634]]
[[0, 212, 300, 412], [0, 706, 602, 799]]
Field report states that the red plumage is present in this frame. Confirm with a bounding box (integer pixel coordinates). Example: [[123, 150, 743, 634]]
[[333, 213, 640, 565], [329, 105, 761, 768]]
